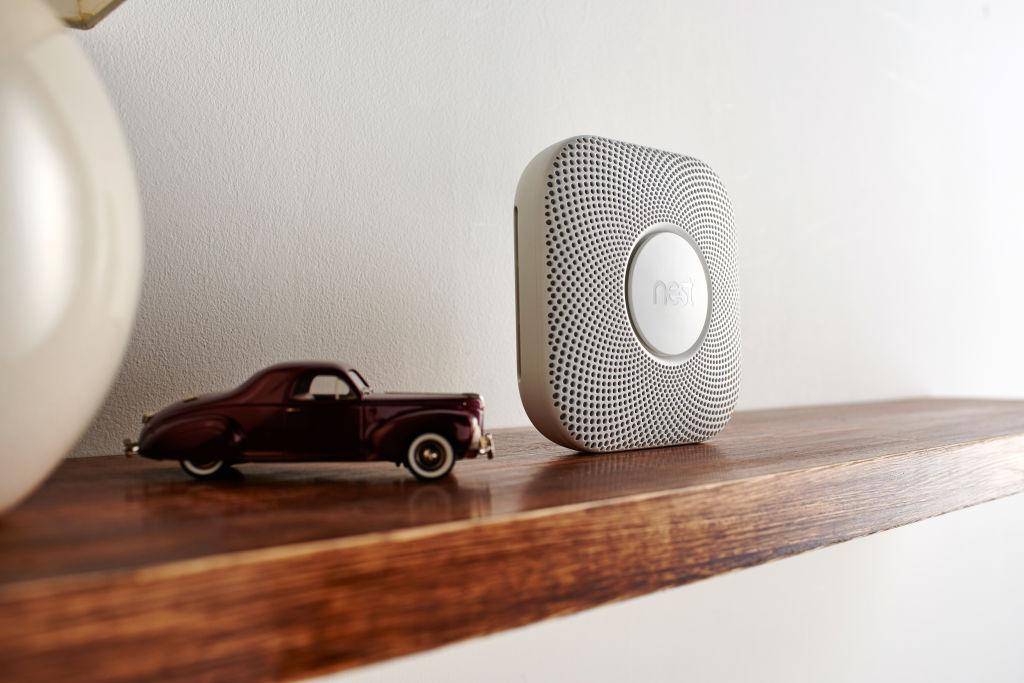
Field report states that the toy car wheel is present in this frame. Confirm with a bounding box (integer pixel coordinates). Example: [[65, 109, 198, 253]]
[[180, 458, 228, 480], [405, 433, 455, 481]]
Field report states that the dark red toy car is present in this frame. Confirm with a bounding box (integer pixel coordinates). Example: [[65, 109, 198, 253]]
[[123, 362, 493, 481]]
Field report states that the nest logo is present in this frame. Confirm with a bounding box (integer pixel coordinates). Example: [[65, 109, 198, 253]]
[[653, 278, 696, 306], [626, 225, 711, 364]]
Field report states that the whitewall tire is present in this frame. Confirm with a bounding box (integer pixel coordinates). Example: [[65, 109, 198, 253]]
[[405, 433, 455, 481], [180, 459, 227, 480]]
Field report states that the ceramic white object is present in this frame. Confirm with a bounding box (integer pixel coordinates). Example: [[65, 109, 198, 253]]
[[0, 0, 141, 512]]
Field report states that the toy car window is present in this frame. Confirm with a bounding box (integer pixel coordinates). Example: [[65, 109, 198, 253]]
[[295, 374, 351, 401], [350, 370, 371, 394]]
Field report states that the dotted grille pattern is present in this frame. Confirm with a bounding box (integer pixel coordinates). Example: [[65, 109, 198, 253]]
[[543, 137, 741, 450]]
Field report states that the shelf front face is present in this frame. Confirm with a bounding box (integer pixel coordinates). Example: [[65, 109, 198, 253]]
[[1, 398, 1024, 681]]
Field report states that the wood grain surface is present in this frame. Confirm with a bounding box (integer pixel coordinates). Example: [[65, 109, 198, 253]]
[[1, 398, 1023, 681]]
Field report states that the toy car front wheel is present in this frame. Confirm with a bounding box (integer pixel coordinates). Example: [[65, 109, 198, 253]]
[[180, 458, 228, 480], [405, 433, 455, 480]]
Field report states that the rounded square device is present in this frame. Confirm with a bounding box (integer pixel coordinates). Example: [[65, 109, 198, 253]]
[[514, 136, 740, 452]]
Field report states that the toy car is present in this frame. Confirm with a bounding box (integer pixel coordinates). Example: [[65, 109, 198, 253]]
[[123, 362, 493, 481]]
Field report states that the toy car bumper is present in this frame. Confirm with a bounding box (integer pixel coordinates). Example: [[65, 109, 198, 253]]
[[478, 433, 494, 459]]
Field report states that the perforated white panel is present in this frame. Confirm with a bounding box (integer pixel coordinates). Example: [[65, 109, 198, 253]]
[[542, 136, 740, 450]]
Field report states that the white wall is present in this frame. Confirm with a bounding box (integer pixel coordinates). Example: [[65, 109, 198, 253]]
[[73, 0, 1024, 455]]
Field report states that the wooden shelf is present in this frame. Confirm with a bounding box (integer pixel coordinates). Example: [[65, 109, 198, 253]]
[[2, 398, 1024, 681]]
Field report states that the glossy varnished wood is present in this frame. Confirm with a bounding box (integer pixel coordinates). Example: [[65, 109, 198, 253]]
[[1, 399, 1024, 681]]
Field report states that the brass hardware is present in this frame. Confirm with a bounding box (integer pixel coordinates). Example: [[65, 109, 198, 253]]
[[46, 0, 128, 29]]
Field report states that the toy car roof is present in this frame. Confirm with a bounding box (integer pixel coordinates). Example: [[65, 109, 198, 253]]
[[259, 360, 355, 376]]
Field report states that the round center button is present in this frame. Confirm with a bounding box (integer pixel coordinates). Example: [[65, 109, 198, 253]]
[[625, 225, 711, 363]]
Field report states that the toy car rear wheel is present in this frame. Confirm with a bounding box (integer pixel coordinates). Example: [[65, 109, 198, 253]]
[[405, 433, 455, 481], [180, 458, 228, 480]]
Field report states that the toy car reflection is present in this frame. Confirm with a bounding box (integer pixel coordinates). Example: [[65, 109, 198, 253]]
[[123, 362, 493, 481]]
